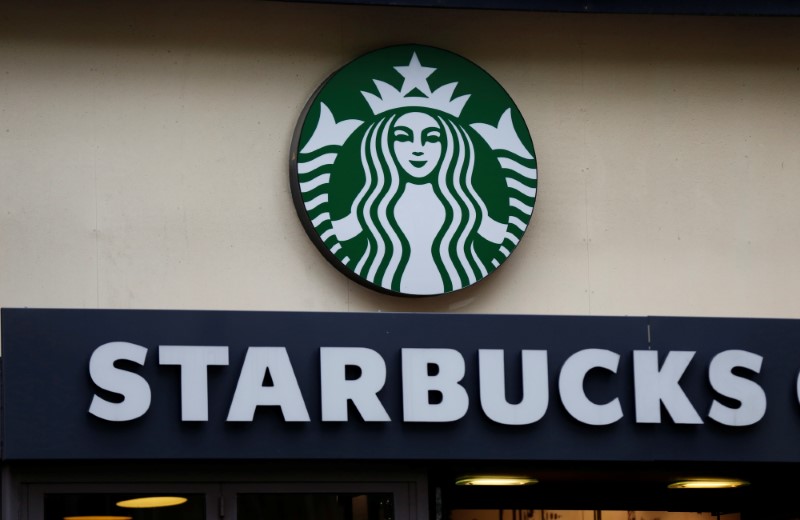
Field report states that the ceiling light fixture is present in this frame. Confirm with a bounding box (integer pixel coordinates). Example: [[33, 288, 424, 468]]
[[116, 496, 188, 508], [668, 478, 750, 489], [455, 475, 538, 486]]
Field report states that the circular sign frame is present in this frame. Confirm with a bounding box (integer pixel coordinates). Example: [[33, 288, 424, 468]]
[[290, 44, 537, 297]]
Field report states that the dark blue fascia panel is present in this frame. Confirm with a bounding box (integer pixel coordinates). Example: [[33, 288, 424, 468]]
[[3, 309, 800, 462]]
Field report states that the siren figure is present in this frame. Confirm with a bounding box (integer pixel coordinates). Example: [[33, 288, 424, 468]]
[[333, 108, 506, 295]]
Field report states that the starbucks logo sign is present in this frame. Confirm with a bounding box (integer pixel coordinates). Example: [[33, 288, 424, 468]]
[[290, 45, 537, 296]]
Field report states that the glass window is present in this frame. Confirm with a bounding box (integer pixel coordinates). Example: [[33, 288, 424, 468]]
[[237, 493, 393, 520], [450, 511, 741, 520], [44, 493, 206, 520], [26, 475, 418, 520]]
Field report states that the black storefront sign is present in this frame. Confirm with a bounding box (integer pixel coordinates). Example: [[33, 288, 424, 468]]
[[2, 308, 800, 462]]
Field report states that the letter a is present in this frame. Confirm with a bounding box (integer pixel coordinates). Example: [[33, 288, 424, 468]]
[[227, 347, 310, 422]]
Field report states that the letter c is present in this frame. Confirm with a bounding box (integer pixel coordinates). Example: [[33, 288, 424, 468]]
[[559, 348, 622, 426]]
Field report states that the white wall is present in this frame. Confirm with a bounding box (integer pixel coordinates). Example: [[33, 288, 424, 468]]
[[2, 1, 799, 317]]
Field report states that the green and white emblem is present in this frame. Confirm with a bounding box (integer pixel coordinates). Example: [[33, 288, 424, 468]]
[[290, 45, 537, 296]]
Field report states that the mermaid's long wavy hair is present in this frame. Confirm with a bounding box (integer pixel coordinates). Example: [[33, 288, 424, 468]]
[[351, 109, 490, 293]]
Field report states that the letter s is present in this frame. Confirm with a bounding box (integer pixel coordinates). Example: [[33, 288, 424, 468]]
[[708, 349, 766, 427], [88, 342, 151, 421]]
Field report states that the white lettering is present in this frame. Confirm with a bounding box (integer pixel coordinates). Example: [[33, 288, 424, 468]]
[[559, 349, 622, 425], [86, 341, 772, 429], [708, 350, 766, 426], [797, 370, 800, 410], [634, 351, 703, 424], [226, 347, 310, 422], [479, 349, 548, 425], [320, 347, 390, 422], [88, 342, 151, 422], [159, 345, 229, 421], [402, 348, 468, 422]]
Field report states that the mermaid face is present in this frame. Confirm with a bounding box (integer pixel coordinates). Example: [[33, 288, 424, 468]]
[[392, 112, 442, 180]]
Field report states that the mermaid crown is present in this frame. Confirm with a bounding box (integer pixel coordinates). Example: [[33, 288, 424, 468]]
[[361, 52, 470, 117]]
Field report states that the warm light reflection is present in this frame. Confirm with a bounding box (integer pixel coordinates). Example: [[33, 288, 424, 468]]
[[668, 478, 749, 489], [455, 475, 538, 486], [116, 496, 188, 508]]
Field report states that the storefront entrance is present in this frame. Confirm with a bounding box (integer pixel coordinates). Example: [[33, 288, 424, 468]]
[[24, 482, 790, 520], [15, 462, 799, 520]]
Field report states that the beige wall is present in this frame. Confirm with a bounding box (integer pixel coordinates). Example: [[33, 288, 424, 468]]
[[1, 1, 799, 317]]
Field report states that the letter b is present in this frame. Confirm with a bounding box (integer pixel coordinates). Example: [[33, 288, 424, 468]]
[[402, 348, 468, 422]]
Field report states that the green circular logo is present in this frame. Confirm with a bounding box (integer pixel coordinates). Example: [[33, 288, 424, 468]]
[[290, 45, 537, 296]]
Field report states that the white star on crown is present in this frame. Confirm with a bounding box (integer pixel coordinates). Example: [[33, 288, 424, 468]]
[[361, 52, 471, 117]]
